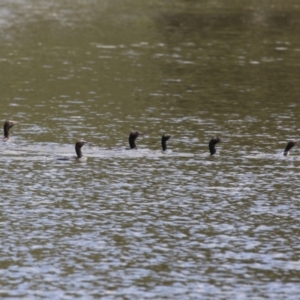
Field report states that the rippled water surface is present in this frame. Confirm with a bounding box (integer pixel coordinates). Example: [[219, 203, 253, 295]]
[[1, 0, 300, 299]]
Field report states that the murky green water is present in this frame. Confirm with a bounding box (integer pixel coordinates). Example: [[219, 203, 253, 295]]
[[1, 0, 300, 299]]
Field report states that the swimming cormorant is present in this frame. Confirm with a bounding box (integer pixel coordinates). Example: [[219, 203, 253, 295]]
[[209, 137, 221, 155], [58, 140, 87, 160], [283, 140, 297, 156], [128, 131, 142, 149], [3, 120, 17, 140], [161, 134, 171, 151]]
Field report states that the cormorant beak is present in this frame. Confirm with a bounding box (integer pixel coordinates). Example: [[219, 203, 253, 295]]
[[9, 121, 19, 127], [219, 138, 229, 143]]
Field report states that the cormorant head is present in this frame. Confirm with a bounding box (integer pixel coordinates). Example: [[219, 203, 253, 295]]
[[162, 134, 171, 142], [76, 140, 87, 148]]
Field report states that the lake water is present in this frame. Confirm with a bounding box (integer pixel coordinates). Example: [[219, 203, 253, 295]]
[[1, 1, 300, 299]]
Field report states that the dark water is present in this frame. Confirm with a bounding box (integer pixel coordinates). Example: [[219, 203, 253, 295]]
[[1, 1, 300, 299]]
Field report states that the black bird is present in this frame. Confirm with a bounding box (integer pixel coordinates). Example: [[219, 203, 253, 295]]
[[58, 140, 87, 160], [3, 120, 18, 140], [75, 140, 86, 159], [128, 131, 142, 149], [209, 137, 221, 155], [161, 134, 171, 151], [283, 140, 298, 156]]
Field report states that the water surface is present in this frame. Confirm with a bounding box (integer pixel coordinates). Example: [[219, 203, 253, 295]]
[[1, 0, 300, 299]]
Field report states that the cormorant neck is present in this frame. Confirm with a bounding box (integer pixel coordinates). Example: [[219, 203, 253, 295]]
[[129, 132, 140, 149], [75, 145, 83, 158], [3, 121, 17, 139], [209, 143, 216, 155], [129, 138, 137, 149], [284, 141, 297, 156], [161, 135, 171, 151], [4, 127, 9, 139], [209, 137, 220, 155]]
